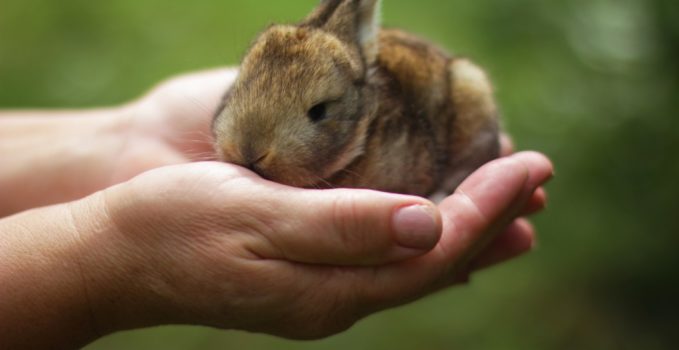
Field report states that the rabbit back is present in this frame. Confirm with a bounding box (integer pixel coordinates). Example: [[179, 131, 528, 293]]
[[328, 29, 500, 196]]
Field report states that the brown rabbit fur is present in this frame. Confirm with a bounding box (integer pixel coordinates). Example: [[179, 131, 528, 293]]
[[213, 0, 499, 197]]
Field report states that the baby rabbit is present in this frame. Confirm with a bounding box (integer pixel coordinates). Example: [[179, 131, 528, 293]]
[[213, 0, 500, 197]]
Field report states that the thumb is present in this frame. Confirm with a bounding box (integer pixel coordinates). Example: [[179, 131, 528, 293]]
[[253, 188, 442, 266]]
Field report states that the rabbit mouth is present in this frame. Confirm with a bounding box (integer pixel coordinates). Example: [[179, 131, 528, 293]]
[[247, 159, 323, 189]]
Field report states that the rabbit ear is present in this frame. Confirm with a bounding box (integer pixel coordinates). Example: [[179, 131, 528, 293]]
[[354, 0, 381, 64], [304, 0, 382, 64]]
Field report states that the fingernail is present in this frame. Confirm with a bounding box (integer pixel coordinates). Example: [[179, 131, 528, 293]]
[[392, 205, 440, 250]]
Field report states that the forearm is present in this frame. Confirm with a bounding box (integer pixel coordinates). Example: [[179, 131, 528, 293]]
[[0, 67, 238, 217], [0, 198, 108, 349], [0, 187, 169, 349], [0, 107, 131, 217]]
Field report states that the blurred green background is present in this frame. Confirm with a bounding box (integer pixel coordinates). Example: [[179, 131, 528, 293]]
[[2, 0, 677, 349]]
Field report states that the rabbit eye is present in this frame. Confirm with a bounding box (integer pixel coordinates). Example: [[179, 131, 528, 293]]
[[308, 103, 327, 123]]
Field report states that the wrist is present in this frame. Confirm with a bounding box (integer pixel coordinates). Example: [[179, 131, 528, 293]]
[[66, 187, 171, 336], [71, 181, 212, 335]]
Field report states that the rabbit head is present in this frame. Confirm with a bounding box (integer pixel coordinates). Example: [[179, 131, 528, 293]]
[[213, 0, 382, 187]]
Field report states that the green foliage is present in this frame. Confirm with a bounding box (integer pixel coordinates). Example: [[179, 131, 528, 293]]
[[2, 0, 677, 349]]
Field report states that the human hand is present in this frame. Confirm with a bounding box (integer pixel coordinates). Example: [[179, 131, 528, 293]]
[[73, 150, 552, 340], [110, 68, 237, 183]]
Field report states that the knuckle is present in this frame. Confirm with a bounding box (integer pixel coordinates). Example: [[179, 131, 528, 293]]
[[330, 194, 372, 255]]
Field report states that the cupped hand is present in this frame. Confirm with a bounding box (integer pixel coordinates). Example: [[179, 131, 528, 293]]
[[111, 68, 237, 182], [77, 150, 552, 339], [90, 67, 552, 339]]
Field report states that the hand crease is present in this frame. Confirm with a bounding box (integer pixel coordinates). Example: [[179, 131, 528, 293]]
[[65, 203, 103, 341], [455, 189, 490, 227], [444, 189, 492, 277]]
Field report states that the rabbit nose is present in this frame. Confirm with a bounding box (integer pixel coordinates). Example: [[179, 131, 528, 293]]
[[245, 152, 270, 172]]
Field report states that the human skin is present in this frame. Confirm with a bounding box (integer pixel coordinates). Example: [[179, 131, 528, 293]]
[[0, 70, 236, 217], [0, 68, 553, 349]]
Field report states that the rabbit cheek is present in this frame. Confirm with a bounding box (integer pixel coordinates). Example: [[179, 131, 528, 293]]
[[265, 131, 342, 188], [321, 122, 370, 180]]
